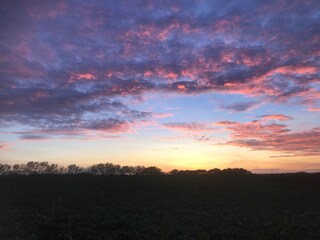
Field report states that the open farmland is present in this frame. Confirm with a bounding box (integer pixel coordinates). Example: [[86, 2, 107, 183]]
[[1, 174, 320, 240]]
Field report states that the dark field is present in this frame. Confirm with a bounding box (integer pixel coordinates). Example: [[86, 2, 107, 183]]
[[1, 174, 320, 240]]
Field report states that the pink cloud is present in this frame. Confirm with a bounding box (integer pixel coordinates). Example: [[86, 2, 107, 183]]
[[260, 66, 318, 76], [223, 121, 289, 139], [177, 84, 187, 91], [77, 73, 95, 80], [259, 114, 293, 121], [218, 65, 319, 103], [0, 142, 10, 150], [68, 73, 96, 82], [307, 107, 320, 112], [298, 89, 320, 105], [218, 120, 320, 157]]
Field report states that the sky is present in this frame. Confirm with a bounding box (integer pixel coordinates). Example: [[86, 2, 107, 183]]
[[0, 0, 320, 173]]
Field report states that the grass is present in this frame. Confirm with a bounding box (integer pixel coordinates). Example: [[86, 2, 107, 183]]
[[0, 174, 319, 239]]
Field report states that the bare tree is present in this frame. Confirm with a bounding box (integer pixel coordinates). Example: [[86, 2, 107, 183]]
[[67, 164, 83, 174], [0, 164, 11, 175]]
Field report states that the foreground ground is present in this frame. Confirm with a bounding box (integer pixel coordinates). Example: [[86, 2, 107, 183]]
[[0, 174, 319, 239]]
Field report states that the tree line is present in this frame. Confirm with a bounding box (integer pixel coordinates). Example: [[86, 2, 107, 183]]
[[0, 162, 252, 176]]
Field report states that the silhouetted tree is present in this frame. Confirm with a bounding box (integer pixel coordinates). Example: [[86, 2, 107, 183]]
[[12, 164, 22, 174], [169, 169, 180, 175], [208, 168, 222, 175], [222, 168, 252, 175], [58, 166, 66, 174], [38, 162, 57, 174], [113, 164, 121, 175], [22, 162, 62, 174], [0, 164, 11, 175], [89, 163, 104, 175], [0, 162, 255, 176], [89, 163, 121, 175], [67, 164, 83, 174], [134, 166, 146, 175], [46, 163, 59, 174], [26, 161, 38, 174], [120, 166, 136, 175], [193, 169, 207, 175], [140, 166, 163, 175], [8, 162, 63, 175], [172, 170, 207, 175]]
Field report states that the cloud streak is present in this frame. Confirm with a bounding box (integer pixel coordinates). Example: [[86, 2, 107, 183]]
[[162, 122, 216, 133]]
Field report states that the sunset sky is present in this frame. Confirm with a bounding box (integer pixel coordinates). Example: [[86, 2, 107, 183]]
[[1, 0, 319, 173]]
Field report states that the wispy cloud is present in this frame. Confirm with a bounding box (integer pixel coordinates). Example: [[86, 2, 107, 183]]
[[162, 122, 216, 133]]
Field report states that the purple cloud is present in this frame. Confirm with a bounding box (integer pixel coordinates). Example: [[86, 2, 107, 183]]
[[0, 0, 319, 136], [221, 101, 259, 112]]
